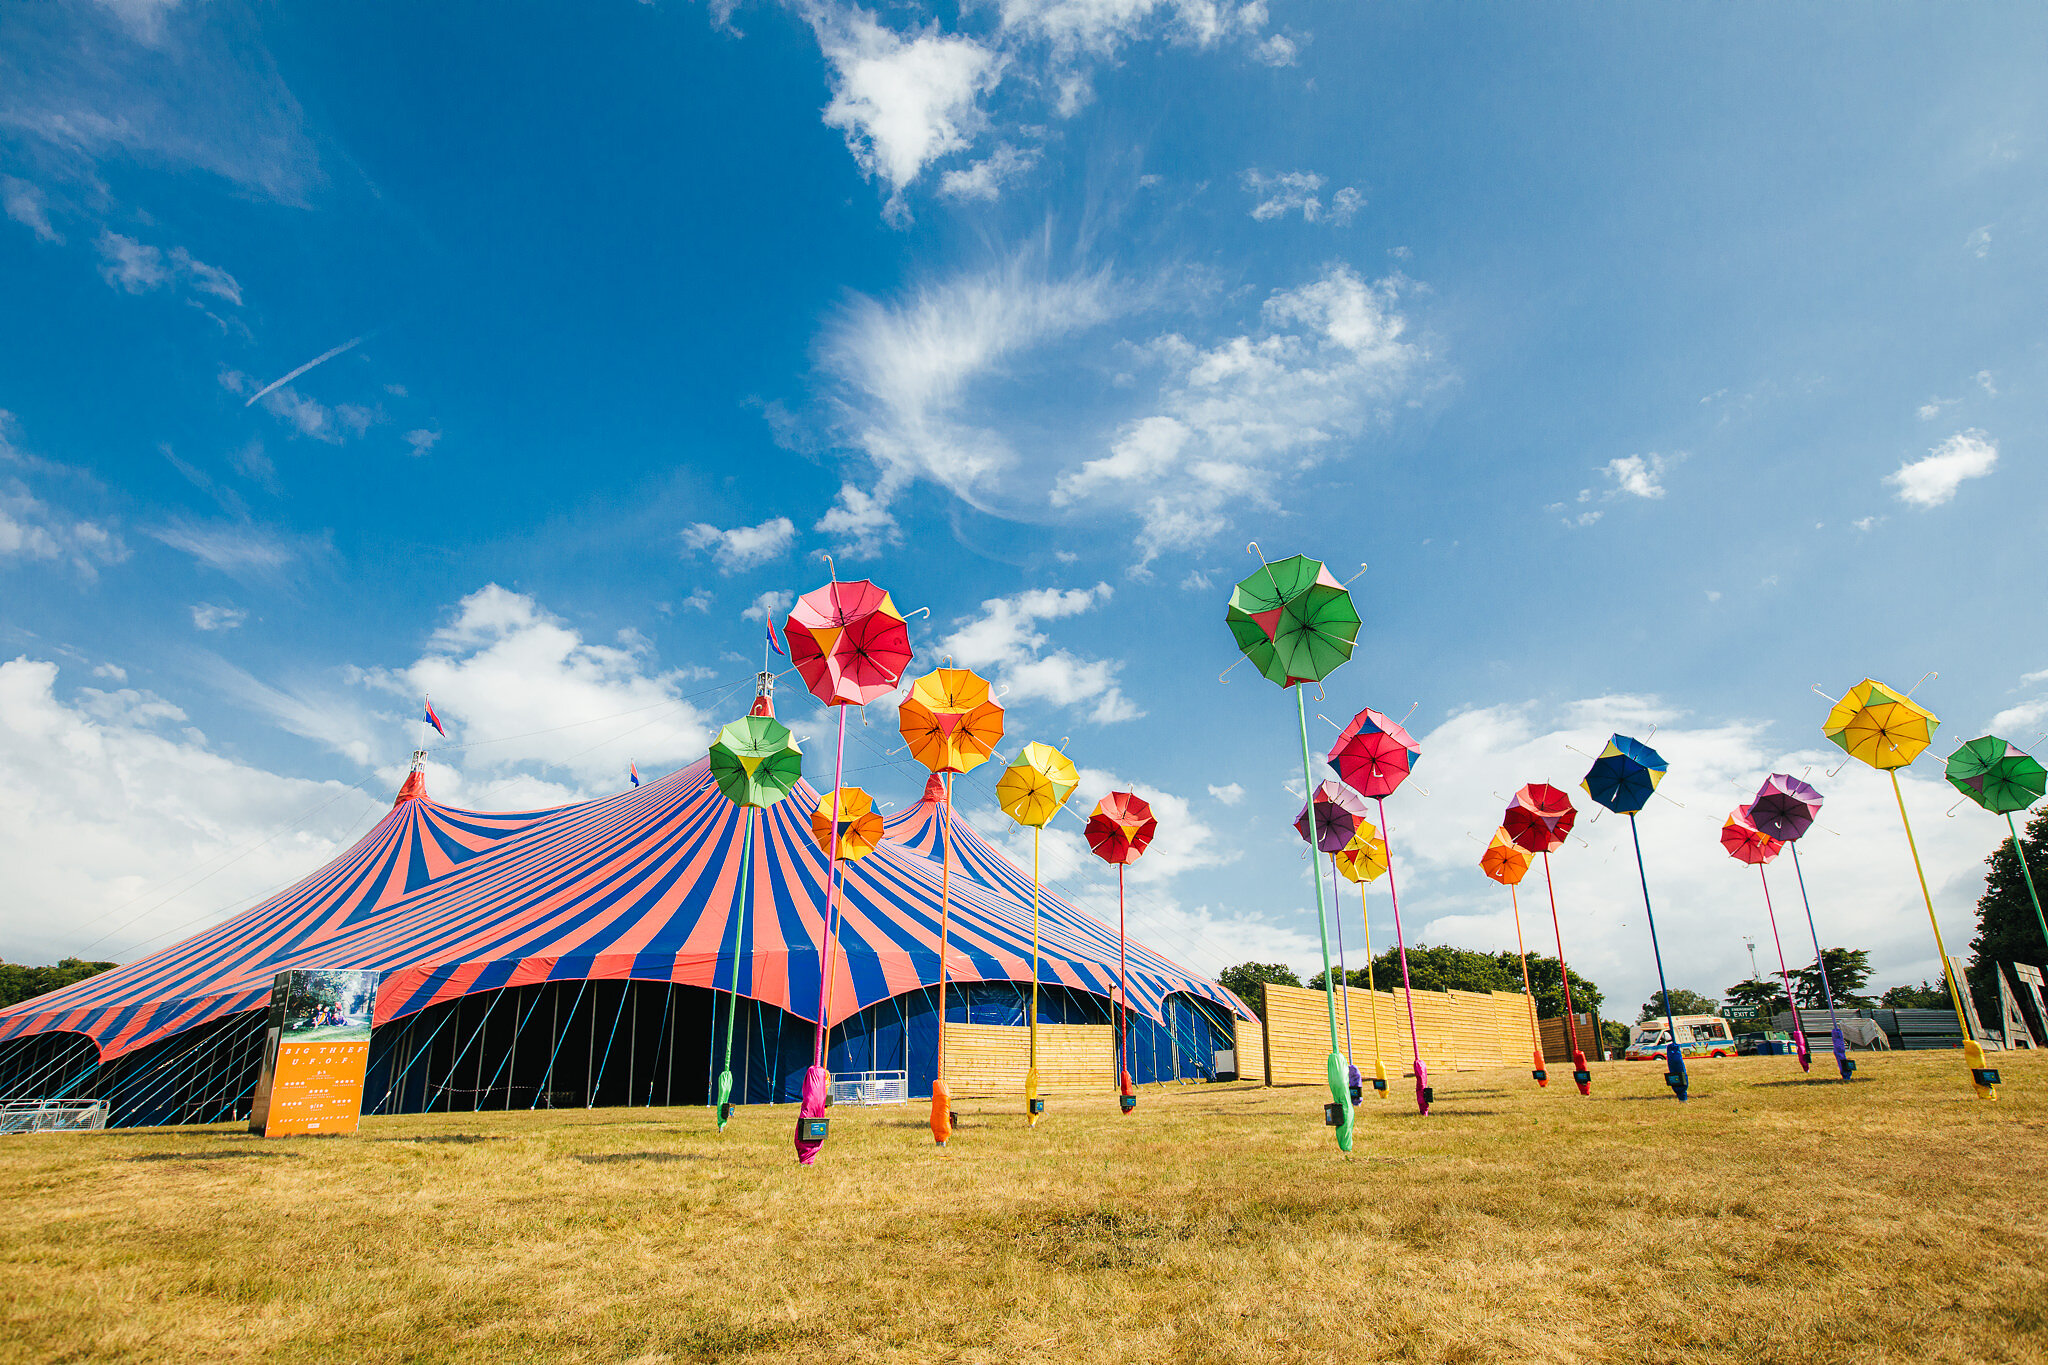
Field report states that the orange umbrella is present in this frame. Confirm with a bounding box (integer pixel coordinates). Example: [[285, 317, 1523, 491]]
[[897, 668, 1005, 1148], [1481, 830, 1545, 1088], [811, 787, 884, 862]]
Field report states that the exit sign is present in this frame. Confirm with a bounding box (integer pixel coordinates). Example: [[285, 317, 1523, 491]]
[[1723, 1004, 1763, 1019]]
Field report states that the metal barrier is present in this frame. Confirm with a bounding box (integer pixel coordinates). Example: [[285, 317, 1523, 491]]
[[827, 1071, 908, 1106], [0, 1099, 111, 1134]]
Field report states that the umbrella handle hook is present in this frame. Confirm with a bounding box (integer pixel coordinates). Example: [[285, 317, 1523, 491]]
[[1945, 797, 1967, 819], [1907, 670, 1937, 698], [1218, 657, 1243, 685], [905, 605, 931, 620], [1824, 758, 1849, 779], [1342, 563, 1370, 586], [1245, 540, 1265, 562], [1810, 683, 1838, 704], [818, 551, 837, 583]]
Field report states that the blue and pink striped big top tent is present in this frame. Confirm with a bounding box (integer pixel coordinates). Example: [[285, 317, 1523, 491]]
[[0, 759, 1249, 1084]]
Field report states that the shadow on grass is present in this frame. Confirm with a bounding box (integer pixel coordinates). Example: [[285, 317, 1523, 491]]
[[131, 1150, 297, 1162], [1750, 1078, 1857, 1088], [569, 1151, 708, 1164], [367, 1134, 509, 1144]]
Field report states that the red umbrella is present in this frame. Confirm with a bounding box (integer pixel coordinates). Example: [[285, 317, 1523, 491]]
[[1504, 783, 1577, 853], [1502, 783, 1590, 1094], [1086, 792, 1159, 1115], [1329, 707, 1420, 798], [785, 580, 913, 707]]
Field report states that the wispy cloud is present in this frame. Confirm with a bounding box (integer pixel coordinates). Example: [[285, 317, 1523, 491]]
[[95, 232, 241, 304], [243, 336, 363, 408], [148, 517, 322, 579], [937, 582, 1140, 724], [189, 602, 247, 631], [680, 516, 795, 574], [1, 177, 61, 243], [1241, 169, 1362, 224]]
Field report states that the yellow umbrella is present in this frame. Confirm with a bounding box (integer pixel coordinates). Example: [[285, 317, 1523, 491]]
[[1331, 827, 1390, 1098], [897, 668, 1005, 1149], [1824, 677, 1995, 1100], [997, 741, 1078, 1127]]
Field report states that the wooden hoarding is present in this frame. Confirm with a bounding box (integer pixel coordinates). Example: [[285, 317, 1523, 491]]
[[1260, 983, 1545, 1085]]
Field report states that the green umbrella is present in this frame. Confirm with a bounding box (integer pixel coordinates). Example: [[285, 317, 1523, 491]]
[[1947, 735, 2048, 959], [709, 715, 804, 809], [1226, 555, 1361, 689], [707, 713, 803, 1129], [1225, 550, 1360, 1152]]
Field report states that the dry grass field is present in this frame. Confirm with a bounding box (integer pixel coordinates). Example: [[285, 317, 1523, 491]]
[[5, 1051, 2048, 1365]]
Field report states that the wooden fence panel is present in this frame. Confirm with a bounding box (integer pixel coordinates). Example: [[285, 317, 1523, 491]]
[[1261, 983, 1553, 1082], [1231, 1016, 1267, 1083], [944, 1023, 1114, 1096]]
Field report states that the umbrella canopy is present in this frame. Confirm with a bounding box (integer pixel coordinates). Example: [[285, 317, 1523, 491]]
[[1720, 805, 1783, 866], [1480, 830, 1531, 886], [899, 668, 1005, 775], [1224, 555, 1360, 689], [1328, 707, 1421, 798], [1823, 678, 1939, 771], [1085, 792, 1158, 866], [996, 742, 1079, 828], [1946, 736, 2048, 815], [1333, 827, 1389, 884], [811, 787, 885, 862], [1296, 780, 1371, 852], [708, 715, 804, 808], [1504, 783, 1577, 853], [785, 580, 914, 707], [1751, 773, 1824, 842], [1581, 734, 1667, 816]]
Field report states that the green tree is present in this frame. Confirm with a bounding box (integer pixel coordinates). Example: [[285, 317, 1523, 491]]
[[1968, 807, 2048, 1033], [1217, 962, 1301, 1022], [1637, 989, 1719, 1023], [1879, 980, 1949, 1009], [1793, 948, 1872, 1008], [1600, 1019, 1631, 1053], [1724, 977, 1787, 1013], [0, 958, 117, 1010], [1311, 944, 1515, 995], [1518, 952, 1603, 1020]]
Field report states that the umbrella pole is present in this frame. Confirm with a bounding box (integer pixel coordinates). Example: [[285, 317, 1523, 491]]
[[1788, 842, 1852, 1080], [1331, 855, 1356, 1086], [1891, 771, 1995, 1100], [795, 702, 848, 1164], [1361, 882, 1386, 1096], [1540, 851, 1590, 1095], [1374, 797, 1428, 1117], [1757, 863, 1810, 1072], [1118, 864, 1135, 1112], [1628, 814, 1687, 1102], [1027, 826, 1042, 1127], [1294, 687, 1353, 1151], [2007, 812, 2048, 958], [931, 773, 954, 1146], [716, 808, 752, 1131], [1509, 884, 1545, 1086]]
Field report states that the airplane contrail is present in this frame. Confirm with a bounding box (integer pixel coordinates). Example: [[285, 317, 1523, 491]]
[[243, 335, 365, 407]]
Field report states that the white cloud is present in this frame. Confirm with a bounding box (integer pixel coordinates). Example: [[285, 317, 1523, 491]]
[[1886, 430, 1997, 508], [742, 589, 793, 623], [1208, 781, 1244, 805], [937, 141, 1041, 201], [1967, 225, 1992, 258], [2, 178, 62, 243], [1251, 31, 1298, 65], [937, 582, 1140, 724], [0, 657, 384, 962], [1052, 265, 1420, 563], [95, 231, 241, 303], [1241, 170, 1361, 224], [404, 428, 439, 457], [1852, 516, 1881, 533], [189, 602, 246, 631], [810, 4, 1005, 216], [1603, 452, 1679, 499], [818, 253, 1120, 538], [1976, 370, 1997, 396], [0, 414, 127, 579], [94, 0, 185, 46], [680, 516, 796, 573], [681, 587, 714, 614], [92, 663, 127, 682], [996, 0, 1267, 62]]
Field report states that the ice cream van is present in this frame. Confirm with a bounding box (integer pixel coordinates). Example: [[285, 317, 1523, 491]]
[[1625, 1014, 1737, 1060]]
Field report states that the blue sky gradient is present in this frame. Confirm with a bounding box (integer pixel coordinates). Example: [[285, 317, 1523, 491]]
[[4, 0, 2044, 1020]]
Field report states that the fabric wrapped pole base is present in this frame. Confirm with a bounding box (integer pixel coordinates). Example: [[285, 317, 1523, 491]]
[[1572, 1052, 1592, 1095], [1966, 1040, 1999, 1101], [1531, 1057, 1548, 1087], [1664, 1043, 1689, 1102], [714, 1070, 733, 1131], [1413, 1057, 1431, 1116], [1026, 1068, 1042, 1126], [794, 1065, 830, 1163], [1832, 1029, 1855, 1081], [1372, 1060, 1387, 1096], [930, 1080, 953, 1146], [1119, 1071, 1137, 1115], [1325, 1052, 1355, 1151]]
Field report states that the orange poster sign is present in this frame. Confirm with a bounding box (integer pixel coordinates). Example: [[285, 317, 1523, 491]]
[[250, 970, 378, 1138]]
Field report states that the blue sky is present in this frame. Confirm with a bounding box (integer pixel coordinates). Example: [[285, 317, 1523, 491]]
[[4, 0, 2045, 1021]]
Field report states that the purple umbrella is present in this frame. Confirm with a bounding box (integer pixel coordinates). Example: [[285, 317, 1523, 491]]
[[1296, 780, 1371, 853], [1750, 773, 1854, 1082]]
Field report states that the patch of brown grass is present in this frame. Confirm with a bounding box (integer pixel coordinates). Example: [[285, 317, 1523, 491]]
[[3, 1052, 2047, 1364]]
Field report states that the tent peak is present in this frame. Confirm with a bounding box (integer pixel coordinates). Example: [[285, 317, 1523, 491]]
[[750, 670, 775, 718], [394, 750, 428, 806]]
